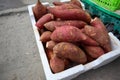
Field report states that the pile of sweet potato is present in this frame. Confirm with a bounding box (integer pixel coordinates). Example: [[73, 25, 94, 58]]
[[33, 0, 112, 73]]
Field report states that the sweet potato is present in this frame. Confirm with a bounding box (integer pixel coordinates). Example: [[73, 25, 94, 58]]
[[50, 26, 99, 46], [50, 3, 81, 10], [50, 26, 86, 42], [63, 59, 70, 69], [46, 49, 65, 73], [84, 25, 104, 46], [70, 0, 82, 8], [53, 0, 82, 9], [90, 17, 108, 32], [46, 49, 54, 60], [53, 1, 65, 6], [53, 42, 87, 64], [50, 55, 65, 73], [44, 20, 87, 31], [84, 18, 111, 52], [46, 48, 71, 73], [44, 21, 56, 31], [48, 7, 91, 23], [86, 54, 95, 62], [80, 35, 99, 46], [59, 3, 81, 9], [90, 17, 111, 52], [38, 28, 45, 34], [83, 45, 104, 58], [80, 28, 99, 46], [46, 40, 57, 50], [33, 0, 47, 21], [40, 31, 52, 42], [36, 13, 54, 30]]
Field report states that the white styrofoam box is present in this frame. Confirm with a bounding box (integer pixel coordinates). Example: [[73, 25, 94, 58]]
[[28, 1, 120, 80]]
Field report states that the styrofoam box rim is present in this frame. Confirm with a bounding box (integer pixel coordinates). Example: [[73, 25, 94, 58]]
[[28, 1, 120, 80]]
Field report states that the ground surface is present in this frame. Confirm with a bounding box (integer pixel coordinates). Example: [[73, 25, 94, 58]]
[[0, 0, 120, 80]]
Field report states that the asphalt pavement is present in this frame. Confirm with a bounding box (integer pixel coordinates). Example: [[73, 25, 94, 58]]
[[0, 0, 120, 80]]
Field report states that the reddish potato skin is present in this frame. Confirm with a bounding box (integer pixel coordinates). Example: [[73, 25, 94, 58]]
[[80, 33, 99, 46], [59, 3, 81, 9], [44, 21, 56, 31], [86, 54, 95, 62], [46, 49, 69, 72], [48, 8, 91, 23], [40, 31, 52, 42], [50, 26, 87, 42], [70, 0, 82, 8], [33, 0, 47, 21], [90, 17, 111, 52], [46, 40, 57, 50], [50, 3, 81, 10], [84, 20, 111, 52], [91, 17, 108, 31], [46, 49, 70, 69], [51, 26, 98, 46], [53, 42, 87, 64], [53, 0, 82, 9], [36, 13, 54, 30], [50, 55, 65, 73], [83, 45, 104, 58], [44, 20, 87, 31], [53, 1, 65, 6], [63, 59, 70, 68], [46, 49, 54, 60]]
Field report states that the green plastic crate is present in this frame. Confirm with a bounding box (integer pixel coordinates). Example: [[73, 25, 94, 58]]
[[92, 0, 120, 11], [81, 0, 120, 33]]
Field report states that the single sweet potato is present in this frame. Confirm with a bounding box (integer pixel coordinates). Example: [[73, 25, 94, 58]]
[[50, 26, 86, 42], [90, 17, 111, 52], [48, 7, 91, 23], [36, 13, 54, 30], [53, 42, 87, 64], [50, 55, 65, 73], [40, 31, 52, 42], [44, 21, 56, 31], [83, 45, 104, 58], [46, 40, 57, 50], [33, 0, 47, 21], [44, 20, 87, 31]]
